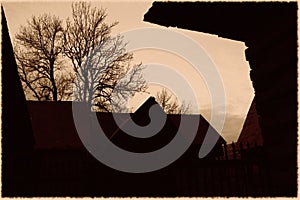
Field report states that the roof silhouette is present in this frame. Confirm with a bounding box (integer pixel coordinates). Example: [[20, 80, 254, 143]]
[[237, 101, 263, 146], [26, 97, 226, 152]]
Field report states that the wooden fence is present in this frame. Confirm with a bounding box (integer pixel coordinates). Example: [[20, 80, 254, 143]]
[[4, 142, 271, 197]]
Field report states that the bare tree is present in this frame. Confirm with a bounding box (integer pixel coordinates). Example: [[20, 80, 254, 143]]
[[15, 14, 74, 101], [64, 2, 147, 111], [155, 88, 191, 114]]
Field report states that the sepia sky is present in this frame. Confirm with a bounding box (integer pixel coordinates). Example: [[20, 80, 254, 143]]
[[2, 0, 255, 142]]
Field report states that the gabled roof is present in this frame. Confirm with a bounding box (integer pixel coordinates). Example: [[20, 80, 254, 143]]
[[109, 97, 178, 153], [110, 97, 226, 153], [168, 114, 226, 145], [237, 101, 263, 146], [26, 97, 226, 151]]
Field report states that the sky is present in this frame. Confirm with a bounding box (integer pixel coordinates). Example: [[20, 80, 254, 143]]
[[2, 0, 255, 142]]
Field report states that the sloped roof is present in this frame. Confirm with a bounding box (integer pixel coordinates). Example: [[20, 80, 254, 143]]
[[168, 114, 226, 145], [111, 97, 226, 153], [27, 97, 226, 151], [108, 97, 178, 153], [27, 101, 129, 149], [237, 101, 263, 146]]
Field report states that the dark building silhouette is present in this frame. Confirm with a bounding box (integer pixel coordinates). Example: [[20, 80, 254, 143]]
[[144, 2, 297, 196], [26, 98, 226, 154], [236, 101, 264, 162], [238, 101, 263, 147], [1, 6, 35, 196], [17, 98, 225, 196]]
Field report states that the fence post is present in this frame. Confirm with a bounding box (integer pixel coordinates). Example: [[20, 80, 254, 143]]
[[239, 142, 243, 159], [223, 143, 228, 160], [232, 142, 236, 160], [247, 141, 251, 149]]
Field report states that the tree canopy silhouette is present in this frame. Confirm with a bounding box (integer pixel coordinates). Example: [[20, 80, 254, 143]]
[[155, 88, 191, 114], [14, 2, 147, 111], [64, 2, 146, 111], [15, 14, 74, 101]]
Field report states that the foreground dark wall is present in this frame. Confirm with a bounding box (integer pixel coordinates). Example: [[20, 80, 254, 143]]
[[144, 2, 297, 196], [1, 6, 36, 196]]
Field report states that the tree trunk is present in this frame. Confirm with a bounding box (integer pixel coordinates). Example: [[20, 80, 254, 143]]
[[49, 61, 58, 101]]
